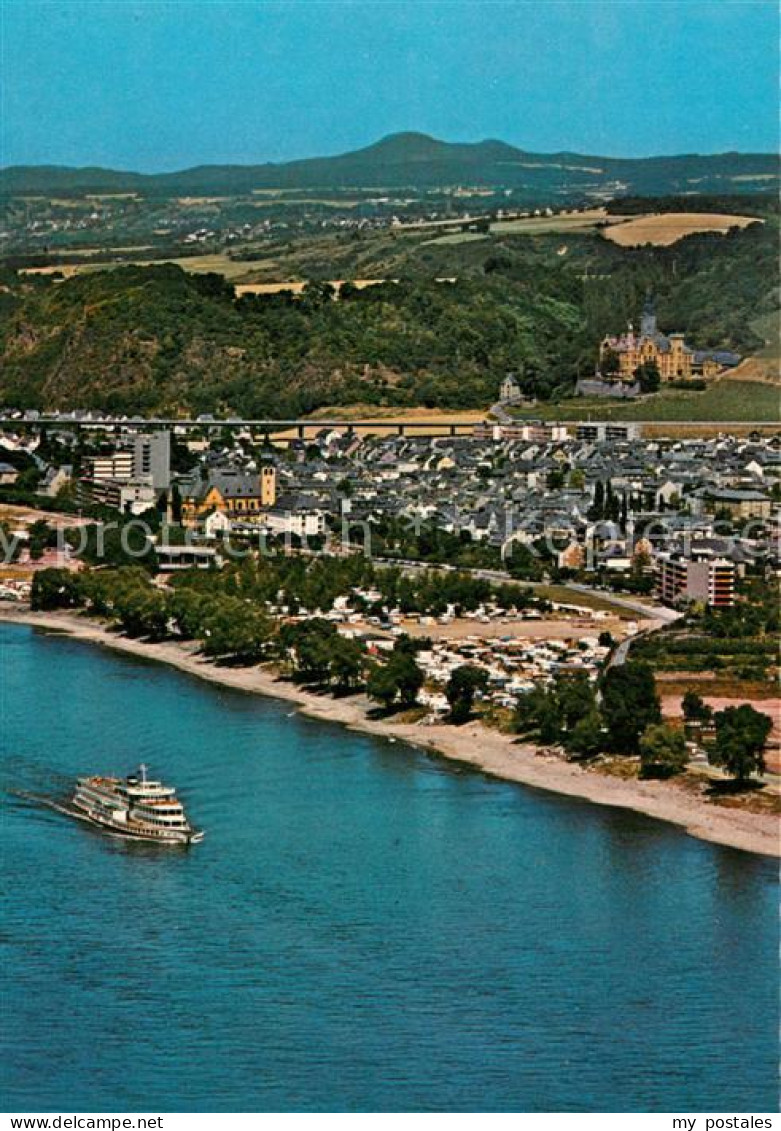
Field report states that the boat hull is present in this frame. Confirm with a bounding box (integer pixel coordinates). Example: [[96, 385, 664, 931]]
[[59, 798, 204, 845]]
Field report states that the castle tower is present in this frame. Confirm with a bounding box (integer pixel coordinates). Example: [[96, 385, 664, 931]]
[[640, 293, 657, 339], [669, 333, 688, 378]]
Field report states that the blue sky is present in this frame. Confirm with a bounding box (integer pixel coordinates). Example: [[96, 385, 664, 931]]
[[2, 1, 778, 170]]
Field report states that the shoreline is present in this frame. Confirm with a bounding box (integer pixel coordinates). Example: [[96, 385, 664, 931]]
[[2, 604, 778, 859]]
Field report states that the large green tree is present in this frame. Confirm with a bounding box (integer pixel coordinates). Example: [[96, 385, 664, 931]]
[[367, 647, 424, 710], [514, 673, 600, 752], [200, 600, 274, 663], [634, 360, 661, 393], [600, 661, 661, 754], [280, 618, 338, 684], [639, 723, 688, 779], [115, 587, 170, 641], [446, 664, 489, 724], [567, 710, 605, 760], [30, 568, 85, 610], [708, 705, 772, 782], [328, 636, 366, 692], [682, 690, 712, 723]]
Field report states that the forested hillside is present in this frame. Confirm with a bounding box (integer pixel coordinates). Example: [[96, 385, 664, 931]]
[[0, 219, 776, 415]]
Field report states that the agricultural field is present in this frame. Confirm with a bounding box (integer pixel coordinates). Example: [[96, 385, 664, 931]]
[[126, 253, 264, 280], [530, 584, 642, 620], [246, 196, 367, 208], [11, 204, 773, 293], [419, 211, 624, 247], [14, 230, 427, 285], [270, 406, 484, 441], [513, 379, 780, 424], [235, 278, 388, 296], [421, 232, 489, 247], [305, 405, 483, 422], [603, 211, 761, 247], [489, 208, 621, 236], [20, 251, 262, 281]]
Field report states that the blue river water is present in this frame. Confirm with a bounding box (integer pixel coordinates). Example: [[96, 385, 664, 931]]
[[1, 623, 778, 1113]]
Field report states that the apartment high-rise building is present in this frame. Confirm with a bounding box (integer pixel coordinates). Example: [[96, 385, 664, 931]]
[[655, 552, 735, 608], [84, 431, 171, 490], [84, 450, 135, 482], [575, 422, 640, 442], [132, 431, 171, 490]]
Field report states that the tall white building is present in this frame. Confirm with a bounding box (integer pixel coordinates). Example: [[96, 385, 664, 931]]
[[132, 432, 171, 490], [84, 431, 171, 490]]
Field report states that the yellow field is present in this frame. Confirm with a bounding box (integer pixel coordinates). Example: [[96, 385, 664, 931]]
[[16, 207, 765, 290], [306, 405, 484, 422], [247, 198, 364, 208], [21, 245, 157, 279], [603, 212, 761, 247], [133, 254, 260, 279], [23, 253, 261, 281], [19, 259, 426, 292], [175, 197, 231, 206], [489, 208, 621, 236], [398, 207, 617, 239], [22, 264, 88, 278], [0, 503, 89, 529], [421, 232, 489, 247], [399, 614, 632, 642], [721, 357, 780, 384], [264, 405, 483, 442], [235, 278, 388, 296]]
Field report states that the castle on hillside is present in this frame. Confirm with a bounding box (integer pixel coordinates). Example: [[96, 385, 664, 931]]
[[598, 297, 740, 384]]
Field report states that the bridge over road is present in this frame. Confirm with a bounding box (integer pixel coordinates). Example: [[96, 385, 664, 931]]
[[0, 416, 481, 439], [0, 416, 777, 439]]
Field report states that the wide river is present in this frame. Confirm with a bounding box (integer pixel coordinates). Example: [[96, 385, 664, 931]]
[[1, 623, 778, 1113]]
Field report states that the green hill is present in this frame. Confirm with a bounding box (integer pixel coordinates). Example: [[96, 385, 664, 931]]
[[2, 132, 778, 198], [0, 264, 585, 414], [0, 219, 776, 417]]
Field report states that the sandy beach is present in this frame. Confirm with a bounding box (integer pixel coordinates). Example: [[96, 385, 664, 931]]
[[2, 604, 778, 859]]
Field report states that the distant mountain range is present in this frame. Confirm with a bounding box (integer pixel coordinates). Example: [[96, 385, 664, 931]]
[[1, 132, 778, 198]]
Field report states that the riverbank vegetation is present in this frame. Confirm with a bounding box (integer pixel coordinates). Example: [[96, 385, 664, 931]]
[[29, 559, 545, 695], [513, 662, 664, 765], [513, 659, 772, 785], [29, 561, 774, 784]]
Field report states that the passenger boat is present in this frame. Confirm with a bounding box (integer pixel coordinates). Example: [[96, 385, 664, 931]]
[[69, 764, 204, 845]]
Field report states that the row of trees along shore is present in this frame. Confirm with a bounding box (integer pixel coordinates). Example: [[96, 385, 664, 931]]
[[514, 664, 771, 782], [30, 564, 771, 784]]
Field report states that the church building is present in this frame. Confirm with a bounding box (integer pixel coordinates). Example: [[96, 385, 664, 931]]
[[179, 465, 277, 529]]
